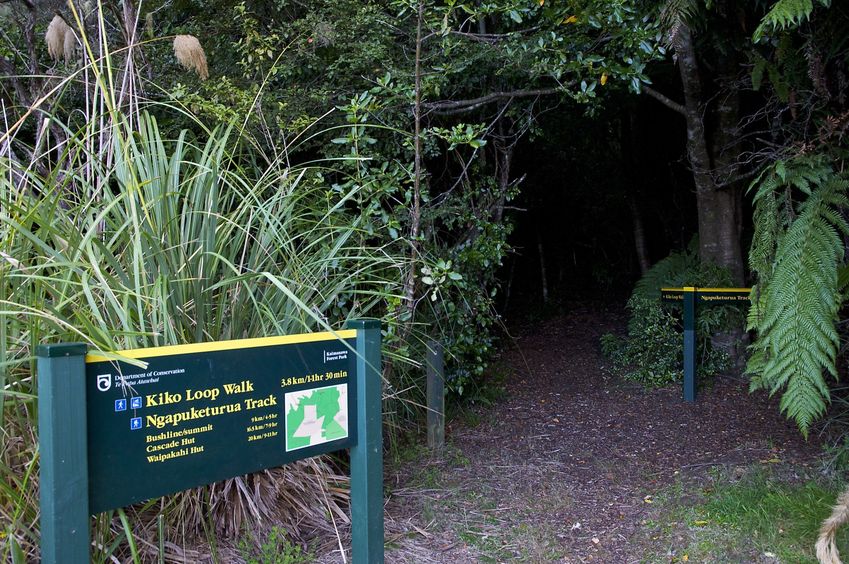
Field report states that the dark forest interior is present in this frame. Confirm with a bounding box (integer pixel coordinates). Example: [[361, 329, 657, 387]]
[[501, 84, 698, 313]]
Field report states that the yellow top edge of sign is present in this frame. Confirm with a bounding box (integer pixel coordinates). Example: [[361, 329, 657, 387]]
[[660, 287, 752, 293], [85, 329, 358, 364]]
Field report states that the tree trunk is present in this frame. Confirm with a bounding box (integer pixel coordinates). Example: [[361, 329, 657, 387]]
[[537, 225, 549, 304], [695, 187, 744, 283], [708, 29, 746, 285], [628, 196, 651, 276], [494, 129, 512, 224], [674, 23, 745, 284], [400, 0, 425, 334], [622, 111, 650, 275]]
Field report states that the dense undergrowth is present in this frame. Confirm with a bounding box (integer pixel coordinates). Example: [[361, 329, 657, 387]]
[[601, 243, 738, 387], [1, 111, 413, 560], [0, 3, 510, 560]]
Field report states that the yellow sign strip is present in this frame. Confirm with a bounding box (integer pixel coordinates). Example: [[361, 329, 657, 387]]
[[661, 287, 751, 293], [85, 329, 358, 364]]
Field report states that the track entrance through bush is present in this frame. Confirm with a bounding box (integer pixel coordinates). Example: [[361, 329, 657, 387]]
[[323, 307, 820, 562]]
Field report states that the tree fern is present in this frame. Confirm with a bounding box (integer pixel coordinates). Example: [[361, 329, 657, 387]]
[[748, 159, 849, 436], [632, 238, 700, 301], [754, 0, 831, 42], [748, 156, 832, 287], [659, 0, 702, 38]]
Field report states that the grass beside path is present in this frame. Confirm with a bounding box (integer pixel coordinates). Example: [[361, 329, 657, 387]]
[[640, 466, 849, 563]]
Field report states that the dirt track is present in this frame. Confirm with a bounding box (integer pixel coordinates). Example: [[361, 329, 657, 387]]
[[324, 307, 820, 563]]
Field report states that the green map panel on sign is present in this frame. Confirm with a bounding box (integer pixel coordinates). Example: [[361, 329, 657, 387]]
[[286, 384, 349, 451]]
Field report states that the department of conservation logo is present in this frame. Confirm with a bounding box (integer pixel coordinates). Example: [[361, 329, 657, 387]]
[[96, 374, 112, 392]]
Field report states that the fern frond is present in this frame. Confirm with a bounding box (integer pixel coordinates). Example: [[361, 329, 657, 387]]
[[780, 370, 830, 432], [754, 0, 832, 42], [749, 174, 848, 436], [660, 0, 700, 31], [749, 185, 783, 283], [632, 247, 699, 302], [746, 286, 763, 331], [748, 156, 833, 286]]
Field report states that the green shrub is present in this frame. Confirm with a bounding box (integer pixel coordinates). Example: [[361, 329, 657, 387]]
[[603, 296, 687, 386], [238, 527, 312, 564], [0, 112, 404, 561], [601, 245, 737, 387]]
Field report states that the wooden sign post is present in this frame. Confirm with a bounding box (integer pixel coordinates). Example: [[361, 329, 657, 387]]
[[38, 320, 384, 563], [426, 340, 445, 450], [661, 287, 750, 402]]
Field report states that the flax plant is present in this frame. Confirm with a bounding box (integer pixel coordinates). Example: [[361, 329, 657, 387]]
[[0, 2, 406, 559], [1, 110, 405, 560]]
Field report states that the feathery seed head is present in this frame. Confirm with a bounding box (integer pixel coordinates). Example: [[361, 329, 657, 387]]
[[173, 34, 209, 80], [46, 15, 70, 62], [63, 27, 77, 64]]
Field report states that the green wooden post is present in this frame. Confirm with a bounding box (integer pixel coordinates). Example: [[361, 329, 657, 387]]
[[37, 343, 90, 564], [426, 340, 444, 450], [683, 287, 696, 402], [345, 319, 384, 563]]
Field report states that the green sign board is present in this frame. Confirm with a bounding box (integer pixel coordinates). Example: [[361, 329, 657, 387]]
[[85, 332, 357, 513], [38, 321, 384, 564]]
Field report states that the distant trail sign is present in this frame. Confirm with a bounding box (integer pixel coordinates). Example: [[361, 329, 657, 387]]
[[38, 320, 383, 564], [660, 287, 751, 402]]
